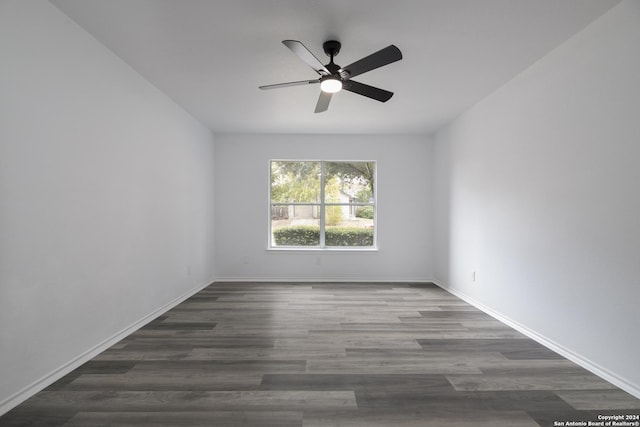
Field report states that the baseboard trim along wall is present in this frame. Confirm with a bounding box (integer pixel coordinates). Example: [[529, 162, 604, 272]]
[[213, 277, 432, 283], [431, 280, 640, 400], [0, 280, 214, 416]]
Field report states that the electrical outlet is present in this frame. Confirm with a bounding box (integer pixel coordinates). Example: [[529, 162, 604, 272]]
[[315, 256, 322, 266], [242, 256, 249, 265]]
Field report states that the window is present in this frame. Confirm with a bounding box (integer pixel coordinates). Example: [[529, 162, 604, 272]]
[[269, 160, 376, 249]]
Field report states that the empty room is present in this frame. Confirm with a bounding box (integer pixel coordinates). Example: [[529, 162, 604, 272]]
[[1, 0, 639, 426]]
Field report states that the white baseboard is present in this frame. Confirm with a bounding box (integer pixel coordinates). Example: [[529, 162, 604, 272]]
[[431, 279, 640, 400], [0, 279, 213, 416], [213, 277, 433, 283]]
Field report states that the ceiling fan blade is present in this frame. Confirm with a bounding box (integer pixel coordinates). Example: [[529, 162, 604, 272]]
[[259, 79, 320, 90], [314, 91, 332, 113], [283, 40, 330, 75], [342, 45, 402, 78], [343, 80, 393, 102]]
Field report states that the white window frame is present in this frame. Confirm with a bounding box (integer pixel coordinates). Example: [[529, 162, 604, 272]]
[[268, 159, 377, 251]]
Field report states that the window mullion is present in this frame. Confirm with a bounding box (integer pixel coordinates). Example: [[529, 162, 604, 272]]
[[319, 161, 326, 247]]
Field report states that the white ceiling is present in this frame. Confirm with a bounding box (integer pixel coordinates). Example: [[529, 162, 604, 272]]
[[50, 0, 619, 135]]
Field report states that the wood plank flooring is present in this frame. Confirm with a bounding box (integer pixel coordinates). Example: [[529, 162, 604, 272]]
[[2, 282, 639, 426]]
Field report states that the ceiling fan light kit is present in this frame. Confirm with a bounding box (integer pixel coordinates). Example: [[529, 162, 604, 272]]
[[259, 39, 402, 113], [320, 77, 342, 93]]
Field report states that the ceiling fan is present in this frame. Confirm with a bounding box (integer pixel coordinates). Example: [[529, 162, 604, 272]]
[[259, 40, 402, 113]]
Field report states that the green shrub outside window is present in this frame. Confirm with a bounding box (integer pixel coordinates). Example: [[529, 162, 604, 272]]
[[273, 226, 374, 247]]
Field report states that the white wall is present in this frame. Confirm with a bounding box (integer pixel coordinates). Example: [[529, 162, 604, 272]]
[[214, 133, 432, 282], [0, 0, 216, 412], [433, 0, 640, 395]]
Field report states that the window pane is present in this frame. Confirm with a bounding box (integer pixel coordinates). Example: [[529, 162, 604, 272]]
[[324, 161, 375, 204], [324, 204, 375, 247], [271, 161, 321, 203], [271, 204, 320, 247]]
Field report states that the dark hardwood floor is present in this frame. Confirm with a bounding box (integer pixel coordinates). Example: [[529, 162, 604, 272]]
[[2, 282, 639, 426]]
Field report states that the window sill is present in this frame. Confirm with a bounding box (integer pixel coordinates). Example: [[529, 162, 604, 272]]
[[267, 247, 378, 253]]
